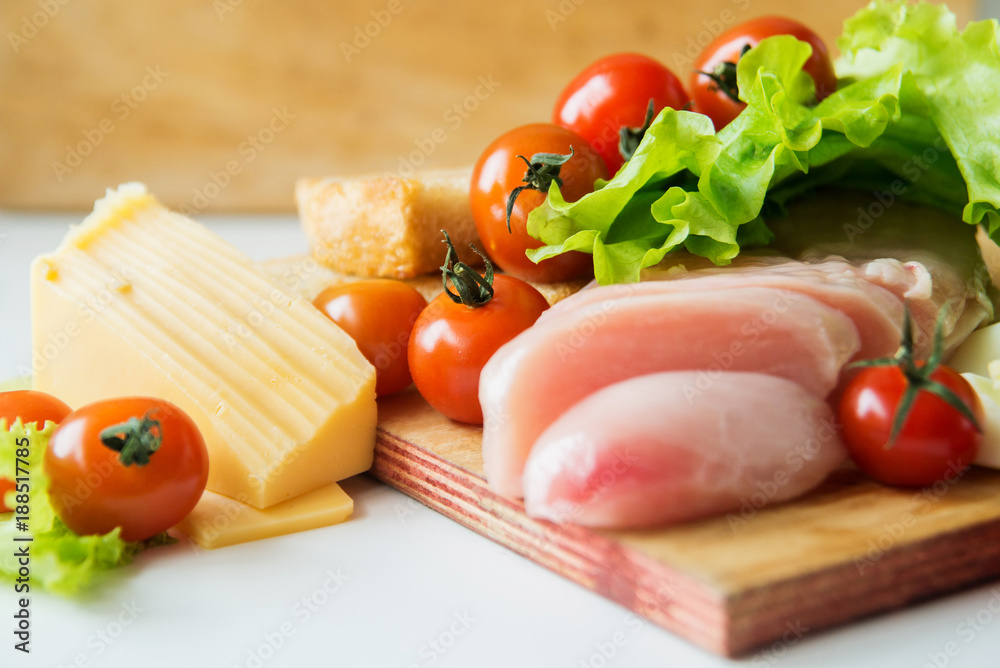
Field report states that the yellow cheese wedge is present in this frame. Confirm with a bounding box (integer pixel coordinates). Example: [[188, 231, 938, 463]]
[[960, 373, 1000, 470], [175, 483, 354, 549], [32, 183, 377, 508]]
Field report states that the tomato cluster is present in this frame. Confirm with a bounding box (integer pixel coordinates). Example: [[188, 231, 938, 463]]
[[470, 17, 835, 286]]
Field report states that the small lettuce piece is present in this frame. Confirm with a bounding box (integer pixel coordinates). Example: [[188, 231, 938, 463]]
[[836, 0, 1000, 237], [0, 419, 139, 596], [527, 35, 904, 283]]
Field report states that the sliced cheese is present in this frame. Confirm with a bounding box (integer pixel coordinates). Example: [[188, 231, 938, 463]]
[[32, 183, 377, 508], [960, 373, 1000, 470], [175, 483, 354, 549]]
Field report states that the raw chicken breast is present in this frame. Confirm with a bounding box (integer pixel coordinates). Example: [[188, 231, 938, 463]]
[[545, 255, 904, 362], [523, 372, 847, 528], [480, 286, 860, 499], [767, 191, 994, 357]]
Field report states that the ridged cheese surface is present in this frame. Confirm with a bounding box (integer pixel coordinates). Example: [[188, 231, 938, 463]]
[[32, 183, 377, 508]]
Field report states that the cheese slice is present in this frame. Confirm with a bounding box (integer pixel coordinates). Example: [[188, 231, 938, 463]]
[[175, 483, 354, 549], [32, 183, 377, 508]]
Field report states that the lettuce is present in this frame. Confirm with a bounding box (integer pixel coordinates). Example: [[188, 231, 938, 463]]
[[836, 0, 1000, 235], [0, 419, 147, 595], [527, 1, 1000, 284]]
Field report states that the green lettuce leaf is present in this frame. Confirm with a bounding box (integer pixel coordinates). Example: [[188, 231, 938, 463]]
[[527, 1, 1000, 284], [0, 419, 142, 595], [528, 35, 904, 283], [836, 0, 1000, 235]]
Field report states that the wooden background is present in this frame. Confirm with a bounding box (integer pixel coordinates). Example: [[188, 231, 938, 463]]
[[0, 0, 977, 212]]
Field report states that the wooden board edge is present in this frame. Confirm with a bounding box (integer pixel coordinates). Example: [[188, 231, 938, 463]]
[[726, 519, 1000, 653], [373, 427, 1000, 657], [373, 429, 732, 655]]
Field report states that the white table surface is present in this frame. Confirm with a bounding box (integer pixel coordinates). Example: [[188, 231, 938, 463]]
[[1, 211, 999, 668]]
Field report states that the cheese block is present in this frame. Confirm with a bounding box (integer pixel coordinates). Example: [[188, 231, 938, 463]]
[[32, 183, 377, 509], [175, 484, 354, 549], [297, 168, 482, 278]]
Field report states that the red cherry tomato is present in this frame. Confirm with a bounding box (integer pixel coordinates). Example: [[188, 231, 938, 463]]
[[838, 365, 981, 487], [409, 275, 549, 425], [44, 397, 209, 541], [0, 390, 72, 428], [554, 53, 691, 174], [470, 123, 607, 283], [313, 280, 428, 397], [690, 16, 837, 130], [1, 390, 72, 511], [0, 480, 13, 514]]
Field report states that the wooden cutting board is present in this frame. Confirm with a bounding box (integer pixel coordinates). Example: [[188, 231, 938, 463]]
[[372, 390, 1000, 657]]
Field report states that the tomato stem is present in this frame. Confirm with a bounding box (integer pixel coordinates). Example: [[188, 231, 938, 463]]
[[439, 230, 495, 308], [99, 411, 163, 467], [505, 148, 575, 233], [695, 43, 750, 105], [848, 305, 981, 448], [618, 98, 656, 164]]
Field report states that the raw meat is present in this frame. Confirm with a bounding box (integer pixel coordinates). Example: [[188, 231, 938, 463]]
[[480, 286, 860, 499], [546, 255, 905, 362], [522, 371, 847, 528], [766, 192, 994, 357]]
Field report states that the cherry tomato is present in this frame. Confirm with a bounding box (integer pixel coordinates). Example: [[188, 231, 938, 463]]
[[1, 390, 72, 512], [0, 480, 12, 514], [554, 53, 691, 174], [690, 16, 837, 130], [0, 390, 72, 428], [44, 397, 209, 541], [313, 280, 428, 397], [470, 123, 607, 283], [838, 365, 981, 487], [409, 275, 549, 425]]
